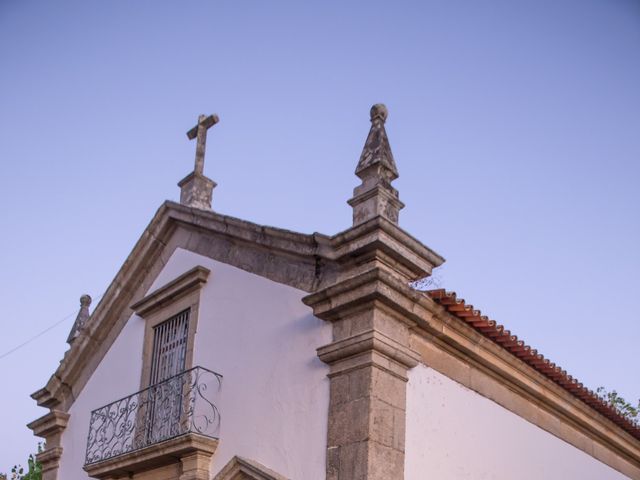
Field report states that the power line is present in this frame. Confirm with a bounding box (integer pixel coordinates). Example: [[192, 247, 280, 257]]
[[0, 293, 104, 361]]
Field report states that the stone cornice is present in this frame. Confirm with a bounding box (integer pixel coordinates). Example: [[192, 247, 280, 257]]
[[31, 202, 339, 412], [303, 267, 433, 323], [167, 202, 334, 259], [36, 447, 64, 472], [330, 216, 444, 280], [27, 410, 70, 438], [318, 330, 419, 368], [33, 203, 176, 410], [33, 202, 441, 412], [318, 329, 420, 381], [412, 292, 640, 471], [131, 265, 210, 317]]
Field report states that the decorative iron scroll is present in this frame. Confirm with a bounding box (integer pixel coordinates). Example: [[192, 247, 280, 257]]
[[84, 366, 222, 465]]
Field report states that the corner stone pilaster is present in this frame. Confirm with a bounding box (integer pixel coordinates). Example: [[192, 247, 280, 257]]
[[304, 217, 444, 480], [27, 410, 70, 480], [323, 329, 418, 480]]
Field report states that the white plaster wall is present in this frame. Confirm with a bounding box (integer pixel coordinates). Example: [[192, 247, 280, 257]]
[[58, 308, 145, 479], [58, 247, 331, 480], [183, 249, 332, 480], [405, 364, 630, 479]]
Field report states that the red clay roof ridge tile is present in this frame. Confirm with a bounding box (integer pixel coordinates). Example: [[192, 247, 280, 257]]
[[426, 288, 640, 441]]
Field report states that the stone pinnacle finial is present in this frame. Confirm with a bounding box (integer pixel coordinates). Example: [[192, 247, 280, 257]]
[[178, 113, 219, 210], [355, 103, 398, 179], [67, 294, 92, 345], [370, 103, 388, 123], [348, 104, 404, 226]]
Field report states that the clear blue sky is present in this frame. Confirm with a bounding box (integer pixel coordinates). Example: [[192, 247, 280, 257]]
[[1, 0, 639, 471]]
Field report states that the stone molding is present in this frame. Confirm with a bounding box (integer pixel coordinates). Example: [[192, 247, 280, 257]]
[[213, 456, 289, 480], [330, 216, 444, 282], [317, 329, 420, 380], [27, 410, 70, 439], [303, 267, 428, 328], [36, 447, 63, 480], [31, 202, 439, 415], [130, 265, 210, 317], [31, 201, 336, 413], [410, 298, 640, 478], [83, 433, 218, 479], [36, 447, 64, 465], [27, 411, 69, 480]]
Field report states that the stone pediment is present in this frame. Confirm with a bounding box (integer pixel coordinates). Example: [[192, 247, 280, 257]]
[[213, 456, 289, 480], [32, 200, 443, 413], [31, 201, 337, 412]]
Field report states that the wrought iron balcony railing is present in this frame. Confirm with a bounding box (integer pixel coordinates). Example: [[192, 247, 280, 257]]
[[84, 366, 222, 465]]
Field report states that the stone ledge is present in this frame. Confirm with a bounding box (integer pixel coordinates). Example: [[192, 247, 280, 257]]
[[36, 446, 63, 473], [27, 410, 69, 438], [303, 267, 431, 324], [330, 216, 444, 279], [83, 433, 218, 479], [318, 329, 420, 373]]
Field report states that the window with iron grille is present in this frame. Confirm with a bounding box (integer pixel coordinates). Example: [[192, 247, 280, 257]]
[[149, 309, 190, 384], [143, 309, 191, 444]]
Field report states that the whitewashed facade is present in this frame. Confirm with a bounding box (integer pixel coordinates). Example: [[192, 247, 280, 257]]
[[29, 107, 640, 480]]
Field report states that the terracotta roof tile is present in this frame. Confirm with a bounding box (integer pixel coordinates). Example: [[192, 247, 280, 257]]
[[427, 288, 640, 440]]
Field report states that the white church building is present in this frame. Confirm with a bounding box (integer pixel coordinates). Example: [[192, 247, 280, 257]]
[[28, 105, 640, 479]]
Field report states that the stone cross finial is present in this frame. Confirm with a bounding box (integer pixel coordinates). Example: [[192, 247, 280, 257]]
[[187, 114, 220, 175], [348, 104, 404, 226], [178, 114, 220, 210], [66, 294, 92, 345]]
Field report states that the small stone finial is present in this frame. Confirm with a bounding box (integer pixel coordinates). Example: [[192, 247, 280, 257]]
[[67, 294, 92, 345], [348, 104, 404, 226], [355, 103, 398, 179], [370, 103, 388, 123], [178, 113, 219, 210]]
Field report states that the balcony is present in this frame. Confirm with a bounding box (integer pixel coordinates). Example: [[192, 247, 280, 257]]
[[83, 366, 222, 479]]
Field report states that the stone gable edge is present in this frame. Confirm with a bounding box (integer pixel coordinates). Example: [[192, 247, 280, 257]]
[[409, 285, 640, 478], [30, 201, 339, 414]]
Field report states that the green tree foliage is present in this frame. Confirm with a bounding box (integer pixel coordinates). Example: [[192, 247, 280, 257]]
[[1, 445, 43, 480], [597, 387, 640, 426]]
